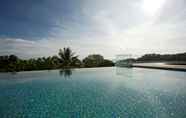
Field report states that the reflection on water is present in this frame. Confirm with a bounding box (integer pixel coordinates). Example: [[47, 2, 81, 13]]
[[9, 72, 17, 76], [115, 67, 133, 78], [0, 67, 186, 118], [59, 69, 72, 78]]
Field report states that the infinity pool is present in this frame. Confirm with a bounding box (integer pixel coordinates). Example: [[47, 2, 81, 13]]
[[0, 67, 186, 118]]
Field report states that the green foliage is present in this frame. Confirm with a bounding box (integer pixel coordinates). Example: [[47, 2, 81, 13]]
[[0, 55, 60, 72], [0, 48, 114, 72], [100, 59, 115, 67], [83, 54, 114, 67], [117, 52, 186, 64], [83, 54, 104, 67], [58, 47, 80, 67], [137, 53, 186, 62]]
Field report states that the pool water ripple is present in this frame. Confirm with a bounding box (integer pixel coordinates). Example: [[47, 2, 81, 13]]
[[0, 67, 186, 118]]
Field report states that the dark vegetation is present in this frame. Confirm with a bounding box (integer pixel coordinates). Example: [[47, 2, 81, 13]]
[[1, 48, 185, 72], [0, 47, 114, 72], [119, 52, 186, 64], [83, 54, 114, 67], [137, 53, 186, 62]]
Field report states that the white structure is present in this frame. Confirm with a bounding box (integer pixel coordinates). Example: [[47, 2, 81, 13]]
[[115, 54, 133, 67]]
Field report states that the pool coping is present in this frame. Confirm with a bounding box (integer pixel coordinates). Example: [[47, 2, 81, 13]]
[[132, 63, 186, 72]]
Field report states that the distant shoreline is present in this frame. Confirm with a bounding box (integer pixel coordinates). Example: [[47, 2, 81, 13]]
[[132, 62, 186, 72]]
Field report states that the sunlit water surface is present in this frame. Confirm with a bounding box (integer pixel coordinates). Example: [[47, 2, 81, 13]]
[[0, 67, 186, 118]]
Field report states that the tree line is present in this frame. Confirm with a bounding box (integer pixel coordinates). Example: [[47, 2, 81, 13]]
[[136, 52, 186, 62], [119, 52, 186, 64], [0, 47, 114, 72]]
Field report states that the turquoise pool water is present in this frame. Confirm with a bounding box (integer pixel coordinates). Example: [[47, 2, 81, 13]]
[[0, 67, 186, 118]]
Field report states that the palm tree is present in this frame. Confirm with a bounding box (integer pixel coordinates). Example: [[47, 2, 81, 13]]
[[58, 47, 79, 67]]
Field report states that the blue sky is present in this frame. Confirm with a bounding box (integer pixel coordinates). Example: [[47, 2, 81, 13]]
[[0, 0, 83, 39], [0, 0, 186, 59]]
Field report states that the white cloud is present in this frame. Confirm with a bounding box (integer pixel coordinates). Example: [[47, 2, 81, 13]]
[[1, 0, 186, 59]]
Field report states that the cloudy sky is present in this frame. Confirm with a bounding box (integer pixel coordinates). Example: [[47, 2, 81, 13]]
[[0, 0, 186, 59]]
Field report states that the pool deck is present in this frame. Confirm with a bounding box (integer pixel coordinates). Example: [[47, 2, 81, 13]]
[[132, 63, 186, 72]]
